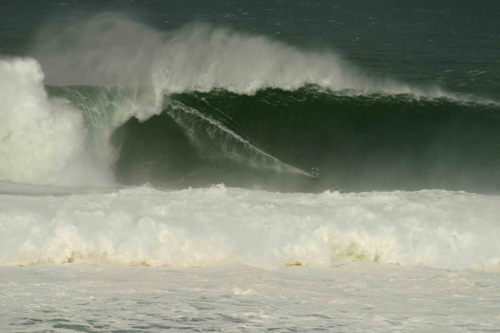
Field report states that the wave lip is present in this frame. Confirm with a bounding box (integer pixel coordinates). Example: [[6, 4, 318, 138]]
[[1, 186, 499, 270]]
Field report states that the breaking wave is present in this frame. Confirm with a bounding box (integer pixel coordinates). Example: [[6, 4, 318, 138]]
[[1, 14, 498, 191]]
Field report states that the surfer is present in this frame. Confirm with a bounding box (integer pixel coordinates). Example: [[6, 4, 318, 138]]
[[311, 167, 320, 177]]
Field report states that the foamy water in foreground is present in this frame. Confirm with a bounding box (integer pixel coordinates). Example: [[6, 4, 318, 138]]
[[2, 263, 499, 332], [1, 184, 499, 331], [1, 184, 499, 269]]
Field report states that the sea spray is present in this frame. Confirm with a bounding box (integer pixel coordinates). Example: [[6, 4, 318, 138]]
[[33, 14, 453, 98]]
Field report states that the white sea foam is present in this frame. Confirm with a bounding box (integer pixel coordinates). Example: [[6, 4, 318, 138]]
[[1, 185, 498, 270], [0, 58, 113, 186]]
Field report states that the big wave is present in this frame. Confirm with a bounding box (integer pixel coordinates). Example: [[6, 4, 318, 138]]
[[1, 14, 497, 187]]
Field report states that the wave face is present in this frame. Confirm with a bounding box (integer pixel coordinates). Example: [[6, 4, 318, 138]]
[[1, 186, 499, 270], [106, 88, 500, 193]]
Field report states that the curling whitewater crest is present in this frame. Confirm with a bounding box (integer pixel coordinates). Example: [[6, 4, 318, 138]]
[[1, 186, 499, 270], [0, 58, 113, 186]]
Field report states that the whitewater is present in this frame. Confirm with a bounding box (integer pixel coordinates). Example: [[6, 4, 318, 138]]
[[2, 184, 500, 269], [1, 7, 500, 332]]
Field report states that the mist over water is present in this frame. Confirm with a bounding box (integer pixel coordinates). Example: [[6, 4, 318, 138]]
[[33, 13, 408, 94]]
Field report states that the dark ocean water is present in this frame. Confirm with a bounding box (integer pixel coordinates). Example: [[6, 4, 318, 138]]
[[2, 0, 500, 193]]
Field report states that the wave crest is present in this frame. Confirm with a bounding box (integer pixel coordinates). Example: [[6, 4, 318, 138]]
[[34, 13, 447, 104]]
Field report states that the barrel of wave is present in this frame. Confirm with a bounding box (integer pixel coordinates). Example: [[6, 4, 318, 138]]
[[0, 58, 113, 186]]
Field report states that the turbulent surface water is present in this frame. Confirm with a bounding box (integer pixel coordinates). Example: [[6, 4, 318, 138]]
[[1, 0, 500, 331]]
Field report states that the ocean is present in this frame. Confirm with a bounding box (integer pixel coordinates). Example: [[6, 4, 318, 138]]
[[1, 0, 499, 331]]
